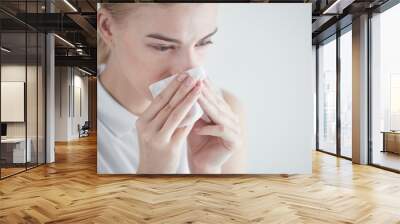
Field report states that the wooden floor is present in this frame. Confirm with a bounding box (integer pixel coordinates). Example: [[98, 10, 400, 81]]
[[0, 167, 26, 178], [1, 163, 45, 178], [1, 135, 400, 223], [373, 150, 400, 171]]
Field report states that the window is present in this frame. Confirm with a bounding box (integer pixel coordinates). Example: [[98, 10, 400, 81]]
[[318, 37, 337, 154], [371, 3, 400, 171], [339, 28, 352, 158]]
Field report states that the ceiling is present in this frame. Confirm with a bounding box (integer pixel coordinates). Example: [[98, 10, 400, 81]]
[[0, 0, 97, 74], [311, 0, 391, 44], [0, 0, 395, 75]]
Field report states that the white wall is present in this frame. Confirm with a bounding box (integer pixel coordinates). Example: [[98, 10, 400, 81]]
[[1, 66, 26, 127], [71, 73, 89, 138], [204, 4, 313, 173], [1, 64, 46, 164], [1, 65, 41, 138], [55, 67, 89, 141], [55, 66, 68, 141], [312, 45, 316, 144]]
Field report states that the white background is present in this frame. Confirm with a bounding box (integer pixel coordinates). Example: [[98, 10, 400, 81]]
[[204, 4, 313, 173]]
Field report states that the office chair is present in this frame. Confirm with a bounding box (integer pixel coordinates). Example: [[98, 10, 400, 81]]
[[79, 121, 90, 138]]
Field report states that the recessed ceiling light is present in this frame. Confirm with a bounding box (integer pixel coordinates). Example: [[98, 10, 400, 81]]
[[63, 0, 78, 12], [54, 34, 75, 48], [1, 47, 11, 53], [322, 0, 354, 15], [78, 67, 93, 76]]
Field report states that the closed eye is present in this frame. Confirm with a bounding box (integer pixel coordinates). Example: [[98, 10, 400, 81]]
[[148, 44, 176, 52], [196, 40, 213, 47]]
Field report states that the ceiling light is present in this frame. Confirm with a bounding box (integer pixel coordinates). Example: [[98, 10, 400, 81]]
[[63, 0, 78, 12], [322, 0, 354, 15], [323, 0, 341, 14], [1, 47, 11, 53], [78, 67, 93, 76], [54, 34, 75, 48]]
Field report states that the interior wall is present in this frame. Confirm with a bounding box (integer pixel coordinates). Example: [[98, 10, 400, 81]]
[[71, 72, 89, 138], [1, 65, 39, 139], [88, 77, 97, 132], [55, 67, 89, 141], [1, 63, 45, 168], [312, 45, 317, 145], [54, 66, 69, 141]]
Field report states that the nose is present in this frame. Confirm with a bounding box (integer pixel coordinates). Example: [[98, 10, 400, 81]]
[[171, 48, 201, 74]]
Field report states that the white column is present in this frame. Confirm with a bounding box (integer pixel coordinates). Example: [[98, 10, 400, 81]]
[[352, 14, 369, 164], [45, 1, 55, 163], [46, 33, 55, 163]]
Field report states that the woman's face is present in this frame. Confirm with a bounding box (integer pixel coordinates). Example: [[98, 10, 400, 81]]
[[106, 4, 218, 99]]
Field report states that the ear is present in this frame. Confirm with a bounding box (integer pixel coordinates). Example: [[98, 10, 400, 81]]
[[97, 8, 115, 48]]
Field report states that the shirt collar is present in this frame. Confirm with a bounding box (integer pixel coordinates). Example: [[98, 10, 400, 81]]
[[97, 79, 137, 138]]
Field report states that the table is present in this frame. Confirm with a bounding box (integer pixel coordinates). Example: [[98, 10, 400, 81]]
[[381, 131, 400, 154], [1, 138, 31, 163]]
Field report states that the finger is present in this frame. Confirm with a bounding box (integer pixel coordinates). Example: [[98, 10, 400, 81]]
[[198, 92, 236, 127], [141, 73, 187, 121], [201, 80, 237, 123], [150, 76, 197, 131], [204, 78, 219, 93], [202, 80, 231, 113], [198, 93, 221, 124], [201, 90, 238, 126], [160, 81, 203, 139], [194, 124, 238, 145], [172, 123, 193, 144], [204, 78, 226, 104]]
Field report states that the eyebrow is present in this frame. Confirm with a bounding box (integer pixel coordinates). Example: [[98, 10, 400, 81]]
[[146, 27, 218, 44]]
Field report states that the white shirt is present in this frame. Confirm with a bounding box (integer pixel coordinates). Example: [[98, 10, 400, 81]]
[[97, 79, 190, 174]]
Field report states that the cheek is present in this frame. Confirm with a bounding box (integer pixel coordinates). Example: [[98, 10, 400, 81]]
[[197, 48, 210, 61], [115, 38, 159, 85]]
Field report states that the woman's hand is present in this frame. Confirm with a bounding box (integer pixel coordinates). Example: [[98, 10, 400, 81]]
[[136, 74, 202, 174], [187, 79, 243, 174]]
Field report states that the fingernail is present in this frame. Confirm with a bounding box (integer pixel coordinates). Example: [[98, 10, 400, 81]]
[[184, 77, 194, 86], [177, 74, 186, 82]]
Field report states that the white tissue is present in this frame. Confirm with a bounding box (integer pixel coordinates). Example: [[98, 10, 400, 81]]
[[149, 67, 208, 128]]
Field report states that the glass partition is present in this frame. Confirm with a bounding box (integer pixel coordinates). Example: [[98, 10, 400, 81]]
[[0, 0, 46, 179], [1, 30, 28, 177]]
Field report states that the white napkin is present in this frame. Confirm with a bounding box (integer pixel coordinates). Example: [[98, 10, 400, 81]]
[[149, 67, 209, 128]]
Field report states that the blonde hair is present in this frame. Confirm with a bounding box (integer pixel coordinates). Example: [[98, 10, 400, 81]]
[[97, 3, 175, 65], [97, 3, 138, 64]]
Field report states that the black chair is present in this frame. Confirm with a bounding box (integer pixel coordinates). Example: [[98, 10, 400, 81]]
[[78, 121, 90, 138]]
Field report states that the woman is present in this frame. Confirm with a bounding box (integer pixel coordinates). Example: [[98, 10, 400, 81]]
[[97, 3, 247, 174]]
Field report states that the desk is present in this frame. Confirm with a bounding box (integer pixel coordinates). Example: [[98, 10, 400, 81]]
[[382, 131, 400, 154], [1, 138, 31, 163]]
